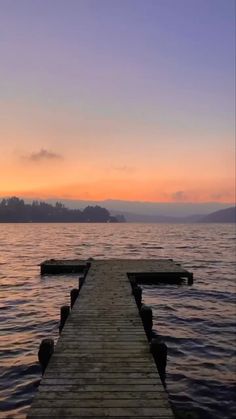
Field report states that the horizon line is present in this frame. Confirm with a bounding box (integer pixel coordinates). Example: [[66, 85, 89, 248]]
[[0, 194, 235, 206]]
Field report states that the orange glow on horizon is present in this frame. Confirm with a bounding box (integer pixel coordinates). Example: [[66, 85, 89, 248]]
[[1, 177, 235, 204], [0, 121, 234, 205]]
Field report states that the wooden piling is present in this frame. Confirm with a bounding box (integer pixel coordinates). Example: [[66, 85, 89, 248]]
[[150, 338, 168, 385], [38, 338, 54, 375], [188, 273, 194, 285], [79, 276, 85, 291], [70, 288, 79, 308], [133, 285, 142, 310], [59, 305, 70, 333], [140, 304, 153, 340]]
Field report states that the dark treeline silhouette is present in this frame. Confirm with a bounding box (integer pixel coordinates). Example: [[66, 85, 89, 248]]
[[0, 197, 125, 223]]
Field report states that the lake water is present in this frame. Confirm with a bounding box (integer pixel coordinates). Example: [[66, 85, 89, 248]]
[[0, 223, 235, 419]]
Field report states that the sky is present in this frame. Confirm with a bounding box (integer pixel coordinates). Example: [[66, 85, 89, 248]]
[[0, 0, 235, 204]]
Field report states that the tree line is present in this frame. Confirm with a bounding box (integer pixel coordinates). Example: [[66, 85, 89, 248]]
[[0, 197, 125, 223]]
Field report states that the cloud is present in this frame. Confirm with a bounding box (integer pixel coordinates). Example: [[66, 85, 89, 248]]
[[171, 190, 188, 202], [113, 165, 136, 173], [23, 148, 63, 162], [210, 191, 232, 200]]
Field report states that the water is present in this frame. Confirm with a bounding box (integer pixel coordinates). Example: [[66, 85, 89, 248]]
[[0, 223, 235, 419]]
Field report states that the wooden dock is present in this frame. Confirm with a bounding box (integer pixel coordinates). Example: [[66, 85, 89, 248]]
[[27, 259, 191, 418], [40, 258, 193, 285], [40, 259, 88, 275]]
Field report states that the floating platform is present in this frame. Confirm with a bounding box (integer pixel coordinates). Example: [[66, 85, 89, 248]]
[[40, 258, 193, 284], [28, 260, 176, 418], [40, 259, 88, 275]]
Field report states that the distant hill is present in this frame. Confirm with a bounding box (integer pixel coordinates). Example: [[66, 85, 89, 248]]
[[110, 210, 203, 223], [200, 207, 236, 223], [110, 208, 236, 223], [35, 198, 230, 217]]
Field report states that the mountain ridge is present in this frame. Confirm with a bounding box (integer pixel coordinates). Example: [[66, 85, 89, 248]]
[[20, 197, 232, 217], [200, 206, 236, 223]]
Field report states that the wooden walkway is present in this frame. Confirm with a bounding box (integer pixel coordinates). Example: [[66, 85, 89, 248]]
[[40, 258, 193, 284], [28, 260, 176, 418]]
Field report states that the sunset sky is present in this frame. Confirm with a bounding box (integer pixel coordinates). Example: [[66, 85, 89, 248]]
[[0, 0, 235, 203]]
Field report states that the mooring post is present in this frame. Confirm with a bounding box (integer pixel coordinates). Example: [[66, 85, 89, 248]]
[[84, 262, 91, 277], [188, 273, 193, 285], [79, 276, 85, 291], [70, 288, 79, 308], [59, 305, 70, 333], [140, 304, 153, 340], [150, 337, 167, 385], [38, 338, 54, 375], [78, 262, 90, 292], [133, 285, 142, 310]]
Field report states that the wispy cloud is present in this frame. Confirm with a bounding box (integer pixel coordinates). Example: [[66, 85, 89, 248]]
[[210, 191, 233, 201], [113, 165, 136, 174], [23, 148, 63, 162], [171, 190, 188, 202]]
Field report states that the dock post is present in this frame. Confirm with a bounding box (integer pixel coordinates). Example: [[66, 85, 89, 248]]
[[150, 338, 167, 385], [133, 285, 142, 310], [188, 273, 193, 285], [140, 305, 153, 340], [59, 305, 70, 333], [70, 288, 79, 308], [85, 262, 91, 276], [79, 276, 85, 291], [38, 338, 54, 375]]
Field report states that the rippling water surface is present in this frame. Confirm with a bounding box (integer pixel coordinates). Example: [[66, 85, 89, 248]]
[[0, 223, 235, 418]]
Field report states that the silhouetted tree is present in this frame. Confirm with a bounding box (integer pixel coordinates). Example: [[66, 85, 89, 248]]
[[0, 197, 125, 223]]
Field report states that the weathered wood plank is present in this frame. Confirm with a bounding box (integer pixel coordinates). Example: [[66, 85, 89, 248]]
[[27, 406, 173, 416], [35, 391, 168, 400], [44, 365, 158, 373], [41, 378, 162, 385], [31, 399, 170, 408], [30, 398, 169, 408], [28, 416, 172, 419]]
